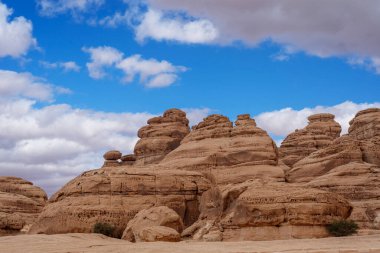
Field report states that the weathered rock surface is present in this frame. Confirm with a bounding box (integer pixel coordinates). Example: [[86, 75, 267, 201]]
[[306, 162, 380, 229], [29, 167, 210, 237], [134, 109, 190, 165], [279, 113, 342, 167], [160, 114, 284, 185], [286, 108, 380, 183], [184, 180, 352, 241], [102, 150, 122, 167], [136, 226, 181, 242], [122, 206, 183, 242], [0, 177, 47, 235]]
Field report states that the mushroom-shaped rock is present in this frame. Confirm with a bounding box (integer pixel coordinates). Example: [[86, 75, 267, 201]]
[[279, 113, 342, 167], [103, 150, 122, 160], [159, 114, 284, 185], [122, 206, 183, 242], [102, 150, 122, 167], [0, 177, 47, 235], [120, 154, 136, 166], [134, 109, 190, 165], [136, 225, 181, 242]]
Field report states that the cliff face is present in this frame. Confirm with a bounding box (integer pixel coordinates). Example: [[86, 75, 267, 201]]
[[12, 107, 379, 241], [0, 177, 47, 235]]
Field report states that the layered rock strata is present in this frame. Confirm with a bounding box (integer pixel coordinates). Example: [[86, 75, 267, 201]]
[[307, 162, 380, 229], [279, 113, 341, 167], [0, 177, 47, 235], [182, 180, 352, 241], [287, 108, 380, 183], [134, 109, 190, 165], [29, 167, 210, 237], [160, 114, 284, 184]]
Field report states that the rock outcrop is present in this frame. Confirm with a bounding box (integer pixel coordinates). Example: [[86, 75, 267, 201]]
[[183, 180, 352, 241], [134, 109, 190, 165], [122, 206, 183, 242], [159, 114, 284, 184], [136, 225, 181, 242], [102, 150, 122, 167], [286, 108, 380, 183], [29, 167, 210, 237], [279, 113, 341, 167], [0, 177, 47, 235], [307, 162, 380, 229]]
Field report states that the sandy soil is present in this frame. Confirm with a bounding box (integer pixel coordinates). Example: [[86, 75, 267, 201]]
[[1, 233, 380, 253]]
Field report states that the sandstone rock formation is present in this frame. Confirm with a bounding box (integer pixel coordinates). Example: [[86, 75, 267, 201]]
[[29, 167, 210, 237], [102, 150, 122, 167], [122, 206, 183, 242], [307, 162, 380, 229], [134, 109, 190, 165], [279, 113, 341, 167], [159, 114, 284, 185], [183, 180, 352, 241], [0, 177, 47, 235], [286, 108, 380, 183], [136, 226, 181, 242]]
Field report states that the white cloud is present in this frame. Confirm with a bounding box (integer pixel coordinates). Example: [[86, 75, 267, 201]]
[[37, 0, 104, 16], [135, 9, 218, 44], [255, 101, 380, 140], [83, 46, 124, 79], [116, 54, 187, 87], [0, 70, 70, 101], [84, 46, 187, 88], [40, 61, 81, 72], [147, 0, 380, 74], [0, 2, 36, 57]]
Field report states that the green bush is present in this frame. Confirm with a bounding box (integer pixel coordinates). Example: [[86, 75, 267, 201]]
[[93, 222, 115, 237], [326, 219, 358, 237]]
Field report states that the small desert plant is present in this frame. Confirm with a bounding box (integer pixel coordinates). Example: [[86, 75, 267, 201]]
[[93, 222, 115, 237], [326, 219, 358, 237]]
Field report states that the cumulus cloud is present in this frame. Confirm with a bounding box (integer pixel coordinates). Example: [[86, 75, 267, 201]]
[[84, 46, 186, 87], [134, 9, 218, 44], [0, 98, 210, 195], [147, 0, 380, 73], [116, 54, 187, 87], [40, 61, 81, 72], [36, 0, 104, 16], [255, 101, 380, 142], [0, 2, 36, 57], [83, 46, 124, 79], [0, 70, 70, 101]]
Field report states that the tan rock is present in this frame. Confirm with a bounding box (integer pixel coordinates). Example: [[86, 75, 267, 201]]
[[159, 114, 284, 185], [134, 109, 190, 165], [184, 180, 352, 241], [286, 108, 380, 182], [136, 226, 181, 242], [103, 150, 122, 160], [286, 135, 363, 183], [0, 177, 47, 235], [29, 167, 210, 237], [122, 206, 183, 242], [306, 162, 380, 228], [120, 154, 136, 166], [348, 108, 380, 166], [279, 113, 342, 167]]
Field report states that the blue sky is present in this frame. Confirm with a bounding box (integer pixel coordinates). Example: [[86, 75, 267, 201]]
[[0, 0, 379, 194]]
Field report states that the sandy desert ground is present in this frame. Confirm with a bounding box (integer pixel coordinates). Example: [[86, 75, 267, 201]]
[[1, 233, 380, 253]]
